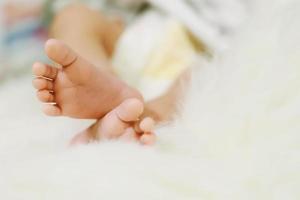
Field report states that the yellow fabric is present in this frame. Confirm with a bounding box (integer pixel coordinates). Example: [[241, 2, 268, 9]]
[[113, 13, 201, 100], [142, 21, 196, 80]]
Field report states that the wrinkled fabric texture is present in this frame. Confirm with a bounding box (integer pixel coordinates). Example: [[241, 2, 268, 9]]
[[0, 0, 47, 81]]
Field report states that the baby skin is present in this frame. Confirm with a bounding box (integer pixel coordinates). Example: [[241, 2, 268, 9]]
[[70, 99, 156, 146], [32, 39, 156, 145]]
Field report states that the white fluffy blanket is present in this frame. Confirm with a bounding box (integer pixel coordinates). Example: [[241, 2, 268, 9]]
[[0, 0, 299, 199]]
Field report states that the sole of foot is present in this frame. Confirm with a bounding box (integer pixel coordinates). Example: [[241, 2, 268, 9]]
[[32, 39, 143, 119], [70, 99, 156, 146]]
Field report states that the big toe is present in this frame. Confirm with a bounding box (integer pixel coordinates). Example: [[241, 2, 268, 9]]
[[45, 39, 77, 67], [97, 99, 144, 139], [116, 98, 144, 122]]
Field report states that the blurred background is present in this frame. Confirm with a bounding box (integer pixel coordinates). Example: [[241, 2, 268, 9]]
[[0, 0, 247, 85], [0, 0, 51, 82]]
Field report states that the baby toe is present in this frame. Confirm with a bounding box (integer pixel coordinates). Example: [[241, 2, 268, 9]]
[[139, 117, 155, 133], [32, 62, 58, 80], [116, 98, 144, 122], [32, 78, 54, 90], [140, 132, 156, 146], [42, 104, 62, 116], [45, 39, 77, 67], [37, 90, 55, 103]]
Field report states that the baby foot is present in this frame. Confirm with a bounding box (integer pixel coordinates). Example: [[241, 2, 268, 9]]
[[70, 98, 156, 146], [32, 39, 142, 119]]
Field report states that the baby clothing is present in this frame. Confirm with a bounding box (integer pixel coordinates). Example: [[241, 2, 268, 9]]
[[112, 11, 200, 100]]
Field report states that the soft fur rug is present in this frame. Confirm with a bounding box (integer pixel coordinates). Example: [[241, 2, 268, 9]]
[[0, 0, 299, 199]]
